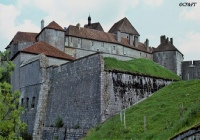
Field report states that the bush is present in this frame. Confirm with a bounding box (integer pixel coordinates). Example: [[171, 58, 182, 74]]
[[55, 116, 64, 128]]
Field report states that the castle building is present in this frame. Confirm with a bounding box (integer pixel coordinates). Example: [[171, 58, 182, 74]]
[[153, 35, 184, 76], [6, 16, 188, 139]]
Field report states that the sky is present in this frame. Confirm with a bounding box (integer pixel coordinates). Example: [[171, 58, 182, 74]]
[[0, 0, 200, 61]]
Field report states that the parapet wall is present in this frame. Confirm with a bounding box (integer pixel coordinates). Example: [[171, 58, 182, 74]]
[[101, 71, 172, 122]]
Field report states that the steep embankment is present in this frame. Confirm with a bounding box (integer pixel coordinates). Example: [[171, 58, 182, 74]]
[[84, 79, 200, 140], [104, 57, 181, 81]]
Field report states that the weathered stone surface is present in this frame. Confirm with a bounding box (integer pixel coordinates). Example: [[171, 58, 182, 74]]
[[44, 54, 102, 130], [101, 71, 172, 122]]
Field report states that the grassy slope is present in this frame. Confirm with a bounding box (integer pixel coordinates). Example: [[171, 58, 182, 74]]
[[104, 57, 181, 81], [84, 79, 200, 140]]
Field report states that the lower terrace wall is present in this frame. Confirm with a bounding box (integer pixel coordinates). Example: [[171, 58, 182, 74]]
[[101, 71, 172, 122]]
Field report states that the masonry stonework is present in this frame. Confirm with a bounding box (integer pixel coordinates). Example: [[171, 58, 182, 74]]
[[101, 71, 172, 122]]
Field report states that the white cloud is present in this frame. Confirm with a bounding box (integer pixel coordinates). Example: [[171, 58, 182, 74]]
[[0, 3, 40, 50], [178, 31, 200, 60], [0, 4, 20, 40], [142, 0, 163, 7]]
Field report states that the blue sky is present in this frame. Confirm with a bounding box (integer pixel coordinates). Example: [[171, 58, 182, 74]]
[[0, 0, 199, 60]]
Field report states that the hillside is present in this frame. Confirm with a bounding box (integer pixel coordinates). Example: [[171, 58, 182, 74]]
[[84, 79, 200, 140], [104, 57, 181, 81]]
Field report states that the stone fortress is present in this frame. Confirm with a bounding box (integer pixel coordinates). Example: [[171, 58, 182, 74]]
[[6, 16, 200, 139]]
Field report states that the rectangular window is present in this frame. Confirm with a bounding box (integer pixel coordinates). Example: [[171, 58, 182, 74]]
[[21, 98, 24, 107], [31, 97, 35, 108], [26, 98, 29, 109], [101, 43, 104, 47]]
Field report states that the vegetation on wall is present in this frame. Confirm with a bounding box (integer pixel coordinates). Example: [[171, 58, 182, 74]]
[[84, 79, 200, 140], [104, 57, 181, 81], [55, 116, 64, 128]]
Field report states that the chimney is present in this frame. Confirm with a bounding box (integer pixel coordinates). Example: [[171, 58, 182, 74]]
[[145, 39, 149, 47], [170, 38, 173, 45], [129, 35, 133, 45], [88, 15, 91, 26], [145, 38, 149, 51], [76, 23, 81, 30], [160, 35, 165, 43], [134, 36, 138, 48], [117, 31, 121, 42], [41, 19, 44, 30]]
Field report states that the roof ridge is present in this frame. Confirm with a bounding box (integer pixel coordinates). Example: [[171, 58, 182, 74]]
[[119, 17, 125, 31]]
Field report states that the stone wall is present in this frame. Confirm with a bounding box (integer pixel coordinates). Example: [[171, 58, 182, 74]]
[[182, 60, 200, 80], [100, 71, 172, 122], [171, 124, 200, 140], [65, 36, 152, 60], [44, 54, 102, 130], [42, 127, 88, 140], [20, 58, 44, 135]]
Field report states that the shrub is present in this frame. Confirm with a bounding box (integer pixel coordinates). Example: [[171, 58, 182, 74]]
[[55, 116, 64, 128]]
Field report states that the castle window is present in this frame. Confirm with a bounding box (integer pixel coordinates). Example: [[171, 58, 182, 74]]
[[71, 37, 73, 42], [31, 97, 35, 108], [92, 41, 94, 46], [140, 53, 141, 56], [146, 54, 147, 58], [21, 98, 24, 107], [26, 97, 29, 109], [101, 43, 104, 47], [113, 46, 115, 50], [78, 38, 81, 44]]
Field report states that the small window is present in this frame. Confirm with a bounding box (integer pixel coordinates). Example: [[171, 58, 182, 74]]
[[92, 41, 94, 46], [113, 46, 115, 50], [31, 97, 35, 108], [101, 43, 104, 47], [71, 37, 73, 42], [97, 49, 99, 52], [26, 98, 29, 109], [21, 98, 24, 107], [140, 53, 141, 56], [78, 38, 81, 44], [146, 54, 147, 58], [127, 36, 128, 39]]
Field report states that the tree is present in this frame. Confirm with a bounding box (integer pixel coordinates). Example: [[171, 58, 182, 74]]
[[0, 51, 26, 139]]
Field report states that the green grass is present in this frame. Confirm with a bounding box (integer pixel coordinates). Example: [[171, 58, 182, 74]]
[[84, 79, 200, 140], [104, 57, 181, 81]]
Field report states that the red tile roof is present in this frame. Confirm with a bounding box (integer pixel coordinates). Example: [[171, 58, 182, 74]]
[[153, 39, 183, 55], [108, 17, 140, 36], [10, 31, 37, 45], [66, 25, 151, 53], [45, 21, 64, 31], [22, 41, 75, 60], [84, 22, 104, 31]]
